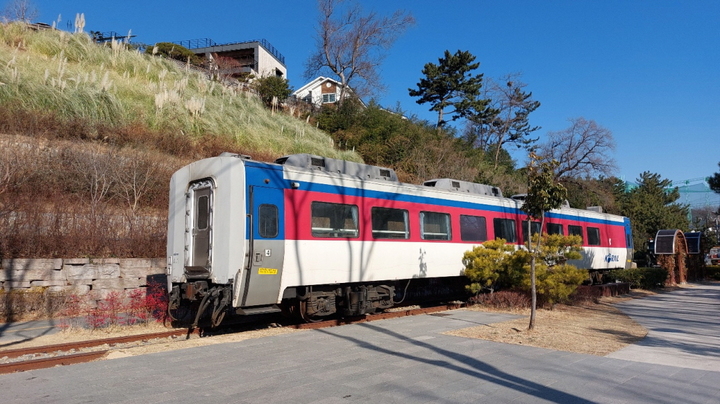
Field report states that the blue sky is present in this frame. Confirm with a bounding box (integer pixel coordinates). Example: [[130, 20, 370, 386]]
[[25, 0, 720, 207]]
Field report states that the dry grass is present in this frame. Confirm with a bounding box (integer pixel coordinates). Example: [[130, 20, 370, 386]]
[[446, 290, 655, 356]]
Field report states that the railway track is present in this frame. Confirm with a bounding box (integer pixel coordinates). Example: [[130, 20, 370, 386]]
[[0, 303, 463, 374], [0, 329, 195, 375]]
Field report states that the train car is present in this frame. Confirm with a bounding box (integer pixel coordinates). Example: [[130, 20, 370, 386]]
[[166, 153, 633, 327]]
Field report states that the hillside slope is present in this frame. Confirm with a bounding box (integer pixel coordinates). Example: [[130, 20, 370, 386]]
[[0, 22, 359, 161], [0, 22, 360, 259]]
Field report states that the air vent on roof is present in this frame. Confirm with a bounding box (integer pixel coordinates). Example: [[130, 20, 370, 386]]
[[218, 152, 251, 159], [310, 157, 326, 168], [423, 178, 503, 197], [275, 154, 399, 182], [513, 194, 571, 208]]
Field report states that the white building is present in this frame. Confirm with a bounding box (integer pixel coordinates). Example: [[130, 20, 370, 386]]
[[292, 76, 354, 107], [180, 38, 287, 79]]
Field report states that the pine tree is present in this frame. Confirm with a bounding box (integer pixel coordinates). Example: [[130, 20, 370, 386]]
[[619, 172, 689, 251], [408, 50, 490, 129]]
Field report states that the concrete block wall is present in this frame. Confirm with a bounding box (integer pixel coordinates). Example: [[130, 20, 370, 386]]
[[0, 258, 167, 300]]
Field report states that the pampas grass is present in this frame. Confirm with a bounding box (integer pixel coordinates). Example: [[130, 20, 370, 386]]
[[0, 22, 360, 162]]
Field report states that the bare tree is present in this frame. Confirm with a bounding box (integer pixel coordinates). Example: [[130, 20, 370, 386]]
[[305, 0, 414, 102], [112, 150, 159, 216], [0, 136, 38, 207], [65, 143, 116, 217], [537, 117, 617, 179], [2, 0, 38, 22]]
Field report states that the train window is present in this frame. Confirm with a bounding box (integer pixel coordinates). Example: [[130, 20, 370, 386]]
[[258, 204, 278, 238], [521, 220, 541, 243], [547, 223, 563, 235], [460, 215, 487, 242], [311, 202, 359, 238], [568, 225, 584, 243], [493, 218, 517, 243], [371, 207, 409, 239], [421, 212, 451, 240], [587, 227, 601, 246], [197, 195, 209, 230]]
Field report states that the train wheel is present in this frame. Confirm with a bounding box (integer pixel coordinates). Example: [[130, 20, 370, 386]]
[[168, 302, 195, 325], [299, 300, 323, 323]]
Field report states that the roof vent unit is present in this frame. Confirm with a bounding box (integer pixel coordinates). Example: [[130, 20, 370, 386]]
[[512, 194, 570, 208], [275, 154, 399, 182], [586, 206, 603, 213], [423, 178, 502, 197], [218, 152, 251, 159]]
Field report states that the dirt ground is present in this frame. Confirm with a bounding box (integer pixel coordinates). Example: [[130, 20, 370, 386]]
[[446, 290, 654, 356], [2, 289, 658, 359]]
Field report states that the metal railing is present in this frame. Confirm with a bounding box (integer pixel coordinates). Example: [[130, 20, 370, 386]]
[[171, 38, 285, 65]]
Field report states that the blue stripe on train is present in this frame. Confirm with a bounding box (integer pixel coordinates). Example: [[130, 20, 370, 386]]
[[244, 161, 627, 228], [296, 180, 625, 227]]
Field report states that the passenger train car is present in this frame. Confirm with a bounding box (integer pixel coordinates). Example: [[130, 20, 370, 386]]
[[166, 153, 633, 327]]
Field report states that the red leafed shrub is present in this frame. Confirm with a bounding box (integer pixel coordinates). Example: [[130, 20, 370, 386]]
[[59, 281, 168, 330], [468, 290, 531, 309]]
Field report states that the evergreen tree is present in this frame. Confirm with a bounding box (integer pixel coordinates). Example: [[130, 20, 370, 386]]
[[709, 162, 720, 197], [253, 76, 293, 108], [409, 50, 490, 129], [465, 76, 540, 170], [619, 172, 690, 251]]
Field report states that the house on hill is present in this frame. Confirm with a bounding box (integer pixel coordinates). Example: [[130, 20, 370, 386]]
[[175, 38, 287, 79], [292, 76, 355, 107]]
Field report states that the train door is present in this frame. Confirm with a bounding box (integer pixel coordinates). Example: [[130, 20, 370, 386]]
[[241, 185, 285, 307], [185, 179, 214, 278]]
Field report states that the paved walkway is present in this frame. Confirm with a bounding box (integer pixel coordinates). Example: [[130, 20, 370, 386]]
[[0, 284, 718, 403], [0, 319, 61, 348], [607, 282, 720, 371]]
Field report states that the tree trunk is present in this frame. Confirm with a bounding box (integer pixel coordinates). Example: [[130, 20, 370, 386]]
[[528, 212, 544, 331], [529, 254, 536, 330]]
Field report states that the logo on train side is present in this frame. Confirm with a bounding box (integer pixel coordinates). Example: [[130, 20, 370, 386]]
[[604, 254, 619, 263]]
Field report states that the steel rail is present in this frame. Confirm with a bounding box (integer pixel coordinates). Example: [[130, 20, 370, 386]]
[[0, 350, 109, 374], [292, 303, 463, 330], [0, 329, 193, 360]]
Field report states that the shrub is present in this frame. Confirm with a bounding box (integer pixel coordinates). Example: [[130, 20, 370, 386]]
[[609, 267, 668, 289], [58, 282, 168, 330], [522, 263, 589, 306], [642, 267, 669, 288], [253, 76, 292, 107], [608, 268, 644, 288], [468, 290, 530, 309], [463, 234, 587, 306], [146, 42, 203, 65], [462, 238, 516, 294]]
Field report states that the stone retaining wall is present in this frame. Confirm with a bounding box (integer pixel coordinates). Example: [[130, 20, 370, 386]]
[[0, 258, 167, 300]]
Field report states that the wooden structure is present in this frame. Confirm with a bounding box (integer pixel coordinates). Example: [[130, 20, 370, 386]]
[[654, 229, 688, 285]]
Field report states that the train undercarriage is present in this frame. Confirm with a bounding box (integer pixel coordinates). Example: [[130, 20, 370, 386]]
[[168, 276, 469, 328]]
